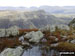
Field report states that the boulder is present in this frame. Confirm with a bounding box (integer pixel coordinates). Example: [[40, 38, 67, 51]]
[[6, 26, 19, 37], [9, 26, 19, 36], [24, 31, 44, 43], [39, 25, 55, 32], [19, 36, 24, 42], [39, 25, 50, 32], [5, 29, 11, 37], [50, 25, 56, 32], [71, 39, 75, 44], [0, 46, 23, 56], [0, 29, 5, 37], [19, 36, 30, 45], [50, 43, 59, 47], [57, 25, 70, 30]]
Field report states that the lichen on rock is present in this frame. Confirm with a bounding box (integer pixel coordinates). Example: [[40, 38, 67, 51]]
[[24, 31, 44, 43], [0, 46, 23, 56]]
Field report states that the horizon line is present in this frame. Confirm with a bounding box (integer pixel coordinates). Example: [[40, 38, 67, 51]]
[[0, 5, 75, 8]]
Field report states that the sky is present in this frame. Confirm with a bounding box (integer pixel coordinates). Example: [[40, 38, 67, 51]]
[[0, 0, 75, 7]]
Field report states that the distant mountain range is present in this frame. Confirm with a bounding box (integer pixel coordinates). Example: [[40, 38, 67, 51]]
[[0, 10, 72, 29], [0, 6, 75, 14]]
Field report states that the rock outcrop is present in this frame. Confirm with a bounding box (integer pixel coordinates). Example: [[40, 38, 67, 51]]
[[0, 29, 5, 37], [6, 26, 19, 36], [0, 46, 23, 56], [0, 26, 19, 37]]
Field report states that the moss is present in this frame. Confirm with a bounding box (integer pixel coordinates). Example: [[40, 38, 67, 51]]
[[56, 42, 75, 51]]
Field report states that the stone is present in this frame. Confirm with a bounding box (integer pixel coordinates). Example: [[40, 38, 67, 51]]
[[71, 39, 75, 44], [50, 43, 59, 47], [0, 46, 23, 56], [6, 26, 19, 37], [57, 25, 70, 30], [24, 31, 44, 43], [0, 29, 5, 37]]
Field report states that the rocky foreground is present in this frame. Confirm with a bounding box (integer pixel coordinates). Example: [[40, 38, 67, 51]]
[[0, 25, 75, 56]]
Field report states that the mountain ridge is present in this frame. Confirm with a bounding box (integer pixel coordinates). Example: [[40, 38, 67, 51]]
[[0, 6, 75, 14], [0, 10, 72, 29]]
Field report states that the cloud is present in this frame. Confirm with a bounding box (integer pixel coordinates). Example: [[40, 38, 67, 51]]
[[0, 0, 75, 7]]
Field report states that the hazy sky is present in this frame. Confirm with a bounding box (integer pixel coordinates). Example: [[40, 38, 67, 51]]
[[0, 0, 75, 7]]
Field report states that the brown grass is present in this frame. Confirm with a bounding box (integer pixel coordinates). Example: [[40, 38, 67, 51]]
[[56, 42, 75, 51]]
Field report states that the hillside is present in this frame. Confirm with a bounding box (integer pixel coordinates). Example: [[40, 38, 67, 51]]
[[0, 10, 72, 29]]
